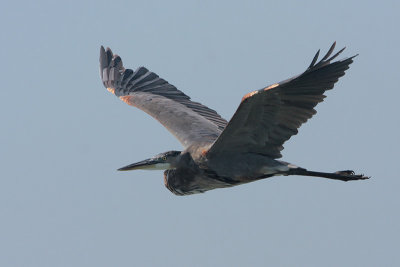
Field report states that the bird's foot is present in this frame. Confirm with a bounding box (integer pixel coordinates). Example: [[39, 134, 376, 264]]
[[335, 170, 370, 181]]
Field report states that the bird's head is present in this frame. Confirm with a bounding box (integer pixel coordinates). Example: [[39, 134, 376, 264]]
[[117, 151, 181, 171]]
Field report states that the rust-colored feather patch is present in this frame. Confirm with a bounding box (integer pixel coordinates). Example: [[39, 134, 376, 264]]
[[264, 83, 279, 91], [119, 95, 133, 105], [163, 172, 168, 187], [241, 91, 259, 102], [107, 87, 115, 94]]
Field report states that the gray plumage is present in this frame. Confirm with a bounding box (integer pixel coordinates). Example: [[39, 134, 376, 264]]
[[100, 42, 368, 196]]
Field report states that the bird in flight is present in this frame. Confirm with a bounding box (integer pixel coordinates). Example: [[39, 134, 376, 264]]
[[100, 42, 368, 195]]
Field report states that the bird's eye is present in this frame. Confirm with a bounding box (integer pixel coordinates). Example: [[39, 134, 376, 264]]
[[162, 156, 167, 161]]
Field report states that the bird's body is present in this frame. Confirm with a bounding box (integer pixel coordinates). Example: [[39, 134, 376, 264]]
[[164, 150, 292, 195], [100, 42, 368, 195]]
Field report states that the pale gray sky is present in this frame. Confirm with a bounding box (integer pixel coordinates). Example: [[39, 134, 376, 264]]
[[1, 0, 399, 266]]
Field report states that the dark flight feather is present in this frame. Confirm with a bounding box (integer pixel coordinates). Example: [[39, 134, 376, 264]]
[[100, 47, 227, 132], [208, 42, 357, 159]]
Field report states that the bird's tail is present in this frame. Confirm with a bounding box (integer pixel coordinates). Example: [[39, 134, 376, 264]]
[[288, 168, 369, 181]]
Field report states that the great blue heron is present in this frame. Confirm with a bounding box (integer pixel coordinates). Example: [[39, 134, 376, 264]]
[[100, 42, 368, 195]]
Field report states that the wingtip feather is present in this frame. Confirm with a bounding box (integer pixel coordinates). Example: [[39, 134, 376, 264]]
[[321, 41, 337, 61], [308, 49, 320, 69]]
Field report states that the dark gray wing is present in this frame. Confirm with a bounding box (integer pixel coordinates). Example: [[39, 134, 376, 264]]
[[207, 42, 356, 159], [100, 46, 227, 148]]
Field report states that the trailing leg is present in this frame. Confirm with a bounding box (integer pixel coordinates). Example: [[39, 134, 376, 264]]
[[288, 168, 369, 181]]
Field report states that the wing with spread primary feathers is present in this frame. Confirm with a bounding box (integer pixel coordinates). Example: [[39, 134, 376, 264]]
[[100, 46, 227, 148], [207, 42, 356, 159]]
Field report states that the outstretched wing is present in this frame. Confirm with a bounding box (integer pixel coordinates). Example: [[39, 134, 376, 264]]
[[100, 46, 227, 148], [208, 42, 356, 159]]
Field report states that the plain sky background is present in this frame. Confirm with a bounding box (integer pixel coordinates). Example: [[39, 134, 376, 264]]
[[1, 0, 399, 266]]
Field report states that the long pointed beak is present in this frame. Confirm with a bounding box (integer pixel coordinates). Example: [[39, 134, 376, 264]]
[[118, 159, 155, 171], [117, 159, 171, 171]]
